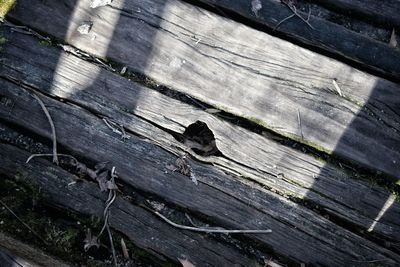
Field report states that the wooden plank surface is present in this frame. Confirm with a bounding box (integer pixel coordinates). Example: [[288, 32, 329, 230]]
[[198, 0, 400, 80], [308, 0, 400, 28], [0, 143, 260, 266], [0, 232, 70, 267], [7, 0, 400, 180], [1, 29, 400, 246], [1, 77, 400, 265]]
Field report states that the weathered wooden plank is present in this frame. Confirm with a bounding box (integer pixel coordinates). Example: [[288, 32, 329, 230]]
[[308, 0, 400, 28], [1, 78, 399, 265], [0, 232, 70, 267], [7, 0, 400, 179], [1, 29, 399, 246], [0, 143, 262, 266], [198, 0, 400, 79]]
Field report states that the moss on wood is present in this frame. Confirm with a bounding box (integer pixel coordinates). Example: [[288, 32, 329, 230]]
[[0, 0, 16, 19]]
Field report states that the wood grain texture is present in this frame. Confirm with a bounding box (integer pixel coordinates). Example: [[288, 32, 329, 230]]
[[308, 0, 400, 28], [1, 30, 399, 247], [0, 232, 70, 267], [198, 0, 400, 79], [0, 144, 263, 266], [1, 78, 400, 265], [8, 0, 400, 180]]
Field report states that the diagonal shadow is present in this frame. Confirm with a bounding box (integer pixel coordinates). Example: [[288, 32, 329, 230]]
[[1, 0, 399, 265]]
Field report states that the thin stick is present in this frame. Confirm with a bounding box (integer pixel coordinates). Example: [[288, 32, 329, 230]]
[[98, 167, 118, 266], [30, 92, 58, 165], [26, 153, 77, 164], [0, 199, 48, 245], [146, 207, 272, 234], [279, 1, 314, 30], [106, 219, 117, 267], [3, 20, 51, 41], [98, 190, 116, 238]]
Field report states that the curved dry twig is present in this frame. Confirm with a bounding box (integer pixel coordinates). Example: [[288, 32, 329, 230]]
[[30, 93, 59, 165], [147, 208, 272, 234], [26, 153, 78, 164]]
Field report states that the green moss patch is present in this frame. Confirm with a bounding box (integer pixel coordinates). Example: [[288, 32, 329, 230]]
[[0, 0, 16, 19]]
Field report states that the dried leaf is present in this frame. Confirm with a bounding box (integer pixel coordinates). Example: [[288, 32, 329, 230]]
[[84, 229, 100, 251], [77, 22, 93, 35], [90, 0, 112, 8], [96, 171, 109, 191], [389, 29, 398, 48], [178, 258, 196, 267]]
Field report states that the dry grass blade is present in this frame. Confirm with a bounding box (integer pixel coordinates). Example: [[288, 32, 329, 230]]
[[120, 238, 130, 260], [97, 166, 118, 267], [0, 199, 48, 245], [332, 79, 343, 97], [26, 153, 78, 164], [274, 14, 295, 31], [103, 118, 130, 140], [29, 92, 58, 165]]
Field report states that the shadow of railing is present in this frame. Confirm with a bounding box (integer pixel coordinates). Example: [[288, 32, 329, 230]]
[[2, 0, 400, 264]]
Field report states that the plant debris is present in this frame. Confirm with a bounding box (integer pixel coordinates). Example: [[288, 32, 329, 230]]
[[170, 155, 198, 185], [96, 166, 118, 266], [103, 118, 130, 140], [275, 0, 314, 30], [77, 21, 93, 35], [83, 228, 100, 251], [0, 199, 48, 245], [120, 238, 130, 260]]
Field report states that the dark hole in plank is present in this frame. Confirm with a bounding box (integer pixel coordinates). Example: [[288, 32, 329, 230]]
[[182, 121, 221, 156]]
